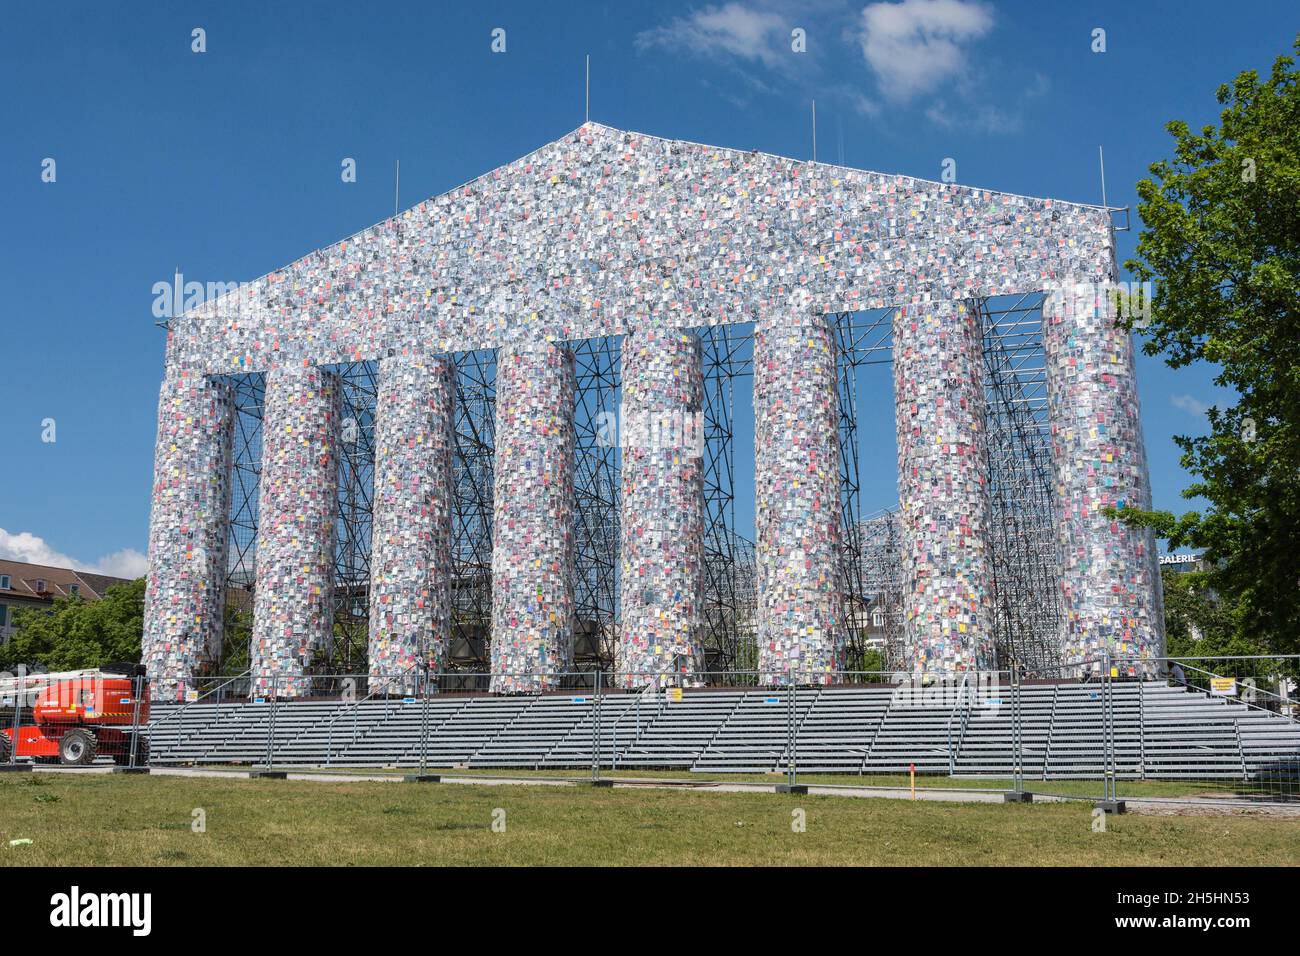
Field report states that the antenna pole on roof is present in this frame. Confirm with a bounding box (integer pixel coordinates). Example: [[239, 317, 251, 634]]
[[156, 265, 182, 329], [811, 100, 817, 163], [585, 54, 590, 123], [395, 160, 400, 217]]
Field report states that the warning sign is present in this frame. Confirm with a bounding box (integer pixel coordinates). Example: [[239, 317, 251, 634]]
[[1210, 677, 1238, 697]]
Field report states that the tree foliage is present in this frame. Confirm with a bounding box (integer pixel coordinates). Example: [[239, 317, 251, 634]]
[[1160, 569, 1249, 658], [0, 578, 146, 672], [1120, 35, 1300, 652], [208, 598, 252, 676]]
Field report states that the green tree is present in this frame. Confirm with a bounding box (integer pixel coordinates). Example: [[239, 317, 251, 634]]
[[1159, 568, 1296, 695], [857, 645, 886, 675], [1160, 569, 1250, 658], [209, 597, 253, 675], [0, 578, 146, 671], [1120, 35, 1300, 652]]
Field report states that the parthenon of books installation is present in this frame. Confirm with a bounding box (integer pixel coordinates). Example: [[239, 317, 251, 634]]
[[143, 122, 1164, 700]]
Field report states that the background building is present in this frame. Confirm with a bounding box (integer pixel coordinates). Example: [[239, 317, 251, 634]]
[[0, 559, 131, 643]]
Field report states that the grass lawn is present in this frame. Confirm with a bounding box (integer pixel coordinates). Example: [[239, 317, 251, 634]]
[[2, 772, 1297, 866]]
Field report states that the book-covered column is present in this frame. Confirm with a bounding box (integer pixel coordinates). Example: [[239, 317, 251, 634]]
[[1042, 279, 1164, 673], [753, 302, 844, 685], [893, 299, 995, 673], [617, 328, 705, 687], [251, 365, 342, 698], [491, 340, 576, 693], [368, 352, 455, 696], [142, 372, 234, 701]]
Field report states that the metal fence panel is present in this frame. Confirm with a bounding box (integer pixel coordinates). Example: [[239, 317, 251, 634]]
[[139, 668, 1027, 798], [1110, 654, 1300, 807]]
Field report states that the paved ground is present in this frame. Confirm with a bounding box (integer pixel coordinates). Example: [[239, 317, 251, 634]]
[[33, 763, 1300, 814]]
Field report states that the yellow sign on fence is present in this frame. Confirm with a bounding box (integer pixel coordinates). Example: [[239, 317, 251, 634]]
[[1210, 677, 1238, 697]]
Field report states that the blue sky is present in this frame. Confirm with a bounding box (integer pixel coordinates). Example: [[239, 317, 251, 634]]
[[1, 0, 1293, 574]]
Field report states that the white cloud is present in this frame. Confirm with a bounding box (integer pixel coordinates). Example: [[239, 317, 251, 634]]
[[91, 548, 150, 579], [923, 72, 1049, 133], [856, 0, 994, 102], [0, 528, 147, 580], [636, 2, 795, 71], [636, 0, 1037, 135], [1170, 394, 1211, 418], [846, 88, 883, 117]]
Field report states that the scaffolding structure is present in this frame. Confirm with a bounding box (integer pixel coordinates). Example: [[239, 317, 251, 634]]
[[977, 293, 1064, 674], [855, 507, 905, 668], [447, 349, 496, 679], [850, 296, 1064, 674], [698, 325, 752, 674], [217, 297, 1064, 681]]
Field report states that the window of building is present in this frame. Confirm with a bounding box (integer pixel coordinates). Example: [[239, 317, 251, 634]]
[[69, 584, 80, 597], [0, 605, 8, 628], [33, 579, 46, 593], [0, 575, 9, 590]]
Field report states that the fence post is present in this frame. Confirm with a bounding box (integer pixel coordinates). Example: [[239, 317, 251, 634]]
[[786, 678, 797, 789], [8, 667, 24, 766], [179, 682, 191, 756], [128, 666, 145, 770], [352, 676, 361, 747], [1138, 669, 1146, 781], [946, 677, 958, 777], [591, 669, 601, 783], [1102, 652, 1114, 803], [420, 661, 430, 778], [1012, 666, 1023, 795], [264, 674, 278, 773], [1099, 654, 1108, 801]]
